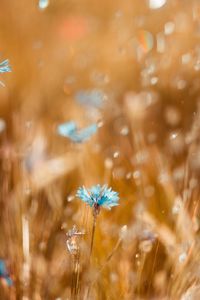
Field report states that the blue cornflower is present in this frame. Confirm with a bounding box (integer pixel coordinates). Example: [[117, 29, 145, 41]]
[[38, 0, 49, 10], [76, 184, 119, 214], [57, 121, 97, 143], [0, 259, 13, 286], [0, 59, 11, 73]]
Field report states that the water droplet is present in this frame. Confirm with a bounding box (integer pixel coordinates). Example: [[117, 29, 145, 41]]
[[172, 196, 182, 215], [104, 158, 113, 169], [170, 132, 178, 140], [133, 170, 141, 179], [97, 120, 104, 128], [113, 151, 120, 159], [120, 126, 129, 136], [150, 76, 158, 85], [181, 53, 191, 65], [149, 0, 166, 9], [67, 195, 74, 202], [179, 252, 187, 263], [0, 118, 6, 133], [164, 22, 175, 35], [38, 0, 49, 10], [126, 172, 132, 179], [120, 225, 128, 239]]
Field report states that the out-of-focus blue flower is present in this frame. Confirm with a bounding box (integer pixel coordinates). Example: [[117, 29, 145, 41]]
[[57, 121, 97, 143], [0, 59, 11, 73], [76, 184, 119, 210], [0, 259, 13, 286], [74, 89, 105, 108], [38, 0, 49, 10]]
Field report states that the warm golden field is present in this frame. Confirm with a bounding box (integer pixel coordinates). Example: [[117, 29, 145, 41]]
[[1, 0, 200, 299]]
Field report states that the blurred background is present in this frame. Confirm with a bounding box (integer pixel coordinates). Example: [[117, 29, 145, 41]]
[[1, 0, 200, 299]]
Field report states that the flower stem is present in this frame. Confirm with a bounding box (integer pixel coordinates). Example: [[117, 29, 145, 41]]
[[71, 252, 80, 300], [85, 212, 98, 299], [90, 214, 97, 258], [71, 256, 76, 300]]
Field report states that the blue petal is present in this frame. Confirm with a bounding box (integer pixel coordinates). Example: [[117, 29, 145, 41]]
[[75, 89, 104, 108], [0, 260, 7, 277], [71, 124, 97, 143], [89, 184, 102, 199], [0, 59, 11, 73], [98, 186, 119, 208], [76, 186, 94, 207], [77, 184, 119, 210], [38, 0, 49, 9], [5, 277, 13, 286], [57, 122, 97, 143], [57, 121, 77, 137], [0, 260, 12, 285]]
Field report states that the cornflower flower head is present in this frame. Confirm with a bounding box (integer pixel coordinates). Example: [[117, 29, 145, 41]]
[[0, 59, 11, 73], [76, 184, 119, 216], [57, 121, 98, 143]]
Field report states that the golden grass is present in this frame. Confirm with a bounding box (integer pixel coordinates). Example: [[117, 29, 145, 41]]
[[1, 1, 200, 299]]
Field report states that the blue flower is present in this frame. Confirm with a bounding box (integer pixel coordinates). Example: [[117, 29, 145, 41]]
[[0, 259, 13, 286], [57, 121, 97, 143], [76, 184, 119, 210], [0, 59, 11, 73], [38, 0, 49, 10]]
